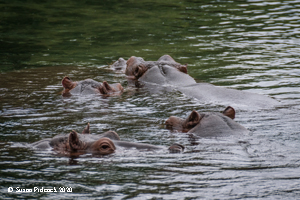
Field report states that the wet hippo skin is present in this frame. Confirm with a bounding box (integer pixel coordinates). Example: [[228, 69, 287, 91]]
[[165, 106, 249, 137], [61, 76, 123, 96], [110, 57, 127, 71], [111, 55, 188, 80], [111, 55, 279, 109], [179, 83, 279, 109], [32, 124, 184, 155]]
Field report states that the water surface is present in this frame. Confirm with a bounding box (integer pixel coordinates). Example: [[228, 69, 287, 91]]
[[1, 0, 300, 199]]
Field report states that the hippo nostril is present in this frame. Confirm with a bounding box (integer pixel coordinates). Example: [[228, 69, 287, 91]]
[[101, 145, 109, 149], [133, 64, 147, 79], [134, 66, 141, 77], [165, 122, 173, 130], [160, 65, 167, 76]]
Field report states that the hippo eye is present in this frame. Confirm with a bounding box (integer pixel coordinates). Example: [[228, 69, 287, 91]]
[[94, 139, 116, 155], [101, 145, 109, 149]]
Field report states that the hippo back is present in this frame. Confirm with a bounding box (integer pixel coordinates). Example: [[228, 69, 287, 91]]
[[180, 83, 279, 110]]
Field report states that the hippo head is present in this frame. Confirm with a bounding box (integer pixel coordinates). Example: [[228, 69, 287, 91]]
[[165, 106, 238, 134], [124, 55, 193, 86], [62, 77, 123, 96], [110, 57, 127, 72], [68, 131, 116, 155], [125, 56, 147, 79], [62, 76, 77, 91]]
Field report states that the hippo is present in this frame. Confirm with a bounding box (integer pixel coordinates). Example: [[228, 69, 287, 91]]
[[61, 76, 123, 96], [111, 55, 192, 86], [125, 55, 188, 78], [179, 83, 280, 109], [165, 106, 249, 137], [111, 55, 279, 109], [110, 57, 127, 72], [32, 124, 184, 156]]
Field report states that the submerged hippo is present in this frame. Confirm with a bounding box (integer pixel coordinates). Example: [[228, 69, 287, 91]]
[[179, 83, 279, 109], [111, 55, 279, 109], [111, 55, 192, 86], [32, 124, 184, 156], [165, 106, 249, 137], [110, 57, 127, 72], [125, 55, 188, 78], [61, 76, 123, 96]]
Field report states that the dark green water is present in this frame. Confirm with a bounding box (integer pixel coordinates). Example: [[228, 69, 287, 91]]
[[1, 0, 300, 199]]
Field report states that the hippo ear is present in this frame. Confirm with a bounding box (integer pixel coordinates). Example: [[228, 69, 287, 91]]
[[186, 110, 201, 128], [223, 106, 235, 119], [179, 64, 188, 74], [69, 131, 86, 151], [82, 123, 90, 134], [62, 76, 76, 90]]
